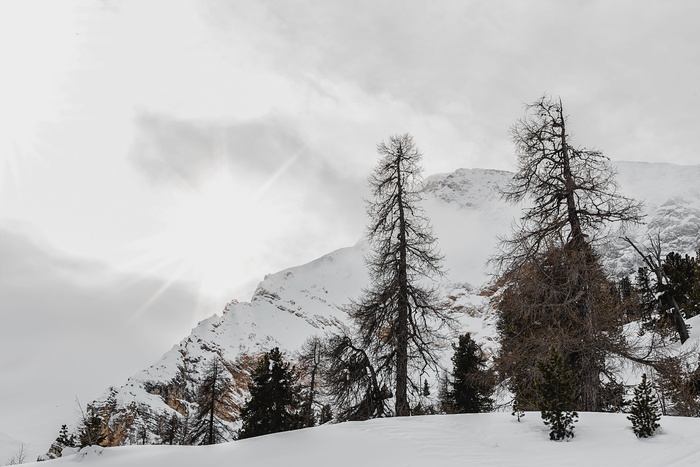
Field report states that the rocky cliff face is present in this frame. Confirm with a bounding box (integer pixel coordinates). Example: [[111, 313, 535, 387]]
[[46, 162, 700, 453]]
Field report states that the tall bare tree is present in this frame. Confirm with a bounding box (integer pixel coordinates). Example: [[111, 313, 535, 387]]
[[494, 95, 643, 411], [350, 133, 452, 416], [189, 359, 235, 445], [297, 335, 324, 426], [499, 95, 642, 267]]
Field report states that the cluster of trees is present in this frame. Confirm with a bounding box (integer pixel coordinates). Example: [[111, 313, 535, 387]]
[[53, 95, 699, 451], [490, 95, 700, 439], [49, 350, 305, 455]]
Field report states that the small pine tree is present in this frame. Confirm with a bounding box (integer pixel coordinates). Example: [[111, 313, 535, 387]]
[[511, 397, 525, 422], [319, 404, 333, 425], [535, 347, 578, 441], [56, 424, 76, 448], [238, 348, 302, 439], [448, 333, 494, 413], [47, 423, 78, 458], [78, 406, 107, 447], [628, 373, 661, 438]]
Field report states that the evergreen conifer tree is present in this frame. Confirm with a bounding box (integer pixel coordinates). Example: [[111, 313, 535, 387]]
[[628, 373, 661, 438], [448, 333, 494, 413], [238, 347, 302, 439], [56, 424, 76, 448], [535, 347, 578, 441], [319, 404, 333, 424], [47, 423, 78, 458], [78, 406, 106, 448], [160, 413, 181, 445]]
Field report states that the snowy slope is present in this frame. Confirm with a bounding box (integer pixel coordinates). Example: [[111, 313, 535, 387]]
[[33, 412, 700, 467], [44, 162, 700, 453]]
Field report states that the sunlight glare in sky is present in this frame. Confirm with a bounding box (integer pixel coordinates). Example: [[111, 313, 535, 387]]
[[125, 149, 301, 304]]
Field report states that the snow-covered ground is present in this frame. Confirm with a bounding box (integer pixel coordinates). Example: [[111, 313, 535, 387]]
[[28, 412, 700, 467]]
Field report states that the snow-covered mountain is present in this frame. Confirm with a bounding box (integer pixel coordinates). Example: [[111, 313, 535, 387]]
[[45, 162, 700, 454]]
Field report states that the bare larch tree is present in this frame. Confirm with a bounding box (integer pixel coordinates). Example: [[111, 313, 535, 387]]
[[350, 133, 452, 417], [189, 359, 235, 445], [495, 95, 643, 412]]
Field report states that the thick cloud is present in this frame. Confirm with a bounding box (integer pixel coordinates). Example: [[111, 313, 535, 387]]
[[0, 223, 208, 456], [200, 0, 700, 166]]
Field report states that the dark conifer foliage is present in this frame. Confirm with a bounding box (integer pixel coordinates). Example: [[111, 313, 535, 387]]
[[349, 133, 453, 417], [628, 373, 661, 438], [535, 347, 578, 441], [238, 347, 302, 439], [319, 404, 333, 424], [47, 423, 77, 457], [661, 252, 700, 319], [189, 359, 236, 445], [159, 413, 182, 445], [446, 333, 494, 413], [78, 406, 107, 447], [56, 424, 76, 448], [626, 237, 695, 342]]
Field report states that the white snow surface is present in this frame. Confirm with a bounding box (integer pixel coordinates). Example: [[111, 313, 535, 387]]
[[28, 412, 700, 467]]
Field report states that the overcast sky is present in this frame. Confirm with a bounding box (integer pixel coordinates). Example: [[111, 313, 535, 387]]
[[1, 0, 699, 455]]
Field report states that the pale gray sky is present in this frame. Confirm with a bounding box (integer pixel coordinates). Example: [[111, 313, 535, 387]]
[[1, 0, 699, 456]]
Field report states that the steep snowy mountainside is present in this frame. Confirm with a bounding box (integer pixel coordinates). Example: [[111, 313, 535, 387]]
[[50, 162, 700, 453], [103, 245, 372, 415]]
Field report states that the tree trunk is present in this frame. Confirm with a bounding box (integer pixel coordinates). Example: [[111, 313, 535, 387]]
[[559, 105, 600, 411], [206, 362, 217, 445], [559, 102, 584, 246], [395, 151, 410, 417]]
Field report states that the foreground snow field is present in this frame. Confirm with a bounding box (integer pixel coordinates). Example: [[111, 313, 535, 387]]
[[33, 412, 700, 467]]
